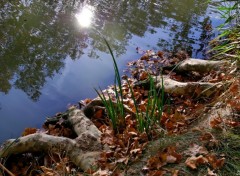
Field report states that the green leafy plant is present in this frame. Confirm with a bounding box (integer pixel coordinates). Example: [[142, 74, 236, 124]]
[[127, 75, 164, 135]]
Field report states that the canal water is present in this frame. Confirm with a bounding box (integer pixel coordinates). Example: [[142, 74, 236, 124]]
[[0, 0, 223, 143]]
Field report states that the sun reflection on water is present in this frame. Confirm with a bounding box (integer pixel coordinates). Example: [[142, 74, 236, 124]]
[[75, 5, 95, 28]]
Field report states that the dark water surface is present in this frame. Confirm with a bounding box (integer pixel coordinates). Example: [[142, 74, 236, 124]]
[[0, 0, 223, 142]]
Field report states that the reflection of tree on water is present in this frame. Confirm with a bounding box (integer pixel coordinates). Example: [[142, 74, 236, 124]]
[[0, 0, 214, 100], [154, 0, 211, 56], [0, 0, 88, 100]]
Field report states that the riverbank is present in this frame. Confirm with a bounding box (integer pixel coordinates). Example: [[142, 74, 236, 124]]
[[0, 0, 223, 143], [1, 0, 240, 175], [1, 49, 240, 175]]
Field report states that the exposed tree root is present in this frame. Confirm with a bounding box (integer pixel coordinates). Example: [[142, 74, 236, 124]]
[[135, 58, 231, 97], [174, 58, 229, 73], [0, 58, 233, 173], [155, 75, 228, 97], [0, 109, 102, 171]]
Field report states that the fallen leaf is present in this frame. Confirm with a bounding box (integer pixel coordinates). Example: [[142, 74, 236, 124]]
[[185, 155, 208, 169], [93, 169, 111, 176], [130, 148, 141, 155], [147, 170, 166, 176], [94, 109, 103, 119], [116, 157, 129, 165], [83, 98, 92, 105], [199, 132, 219, 147], [184, 143, 209, 156], [139, 71, 148, 80], [210, 117, 223, 129], [207, 168, 217, 176], [146, 156, 165, 170], [229, 82, 239, 93], [166, 155, 177, 163], [157, 51, 164, 58], [40, 166, 55, 175], [206, 154, 225, 169], [225, 120, 240, 127], [172, 169, 179, 176], [140, 54, 149, 61], [22, 128, 37, 136]]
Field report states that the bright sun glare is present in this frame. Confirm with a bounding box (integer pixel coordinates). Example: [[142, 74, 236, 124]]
[[75, 5, 94, 28]]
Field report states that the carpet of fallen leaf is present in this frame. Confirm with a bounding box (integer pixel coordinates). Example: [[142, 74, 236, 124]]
[[1, 49, 240, 176]]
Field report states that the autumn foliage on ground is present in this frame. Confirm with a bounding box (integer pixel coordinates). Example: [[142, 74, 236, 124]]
[[1, 49, 240, 176]]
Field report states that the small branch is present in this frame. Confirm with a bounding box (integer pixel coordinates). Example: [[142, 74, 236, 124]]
[[0, 162, 15, 176]]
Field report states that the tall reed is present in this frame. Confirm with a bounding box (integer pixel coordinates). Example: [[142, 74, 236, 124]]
[[95, 38, 164, 135], [127, 75, 164, 135], [94, 38, 125, 132]]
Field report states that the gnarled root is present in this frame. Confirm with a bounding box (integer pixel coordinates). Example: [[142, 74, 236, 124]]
[[0, 58, 233, 172], [135, 59, 231, 97], [175, 58, 229, 73], [0, 109, 102, 171], [155, 75, 228, 97]]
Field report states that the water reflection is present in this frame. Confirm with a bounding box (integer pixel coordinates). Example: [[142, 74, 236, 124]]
[[0, 0, 223, 142], [0, 0, 221, 101], [75, 5, 95, 28]]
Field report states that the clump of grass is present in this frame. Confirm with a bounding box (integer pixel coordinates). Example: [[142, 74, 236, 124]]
[[209, 0, 240, 61], [95, 38, 165, 135], [214, 132, 240, 176], [127, 75, 164, 135]]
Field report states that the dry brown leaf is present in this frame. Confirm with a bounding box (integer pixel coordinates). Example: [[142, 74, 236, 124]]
[[165, 146, 182, 163], [157, 51, 164, 58], [207, 168, 218, 176], [229, 82, 239, 93], [185, 155, 208, 169], [146, 156, 165, 170], [139, 71, 148, 80], [166, 155, 177, 163], [40, 166, 55, 176], [83, 98, 92, 105], [94, 109, 103, 119], [93, 168, 111, 176], [147, 170, 167, 176], [140, 54, 149, 61], [225, 120, 240, 127], [173, 111, 186, 121], [116, 157, 129, 165], [184, 143, 209, 157], [206, 154, 225, 169], [199, 132, 219, 147], [130, 148, 141, 155], [210, 117, 223, 129], [172, 169, 179, 176], [22, 128, 37, 136]]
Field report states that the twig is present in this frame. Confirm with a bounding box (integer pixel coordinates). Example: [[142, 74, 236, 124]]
[[0, 162, 15, 176]]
